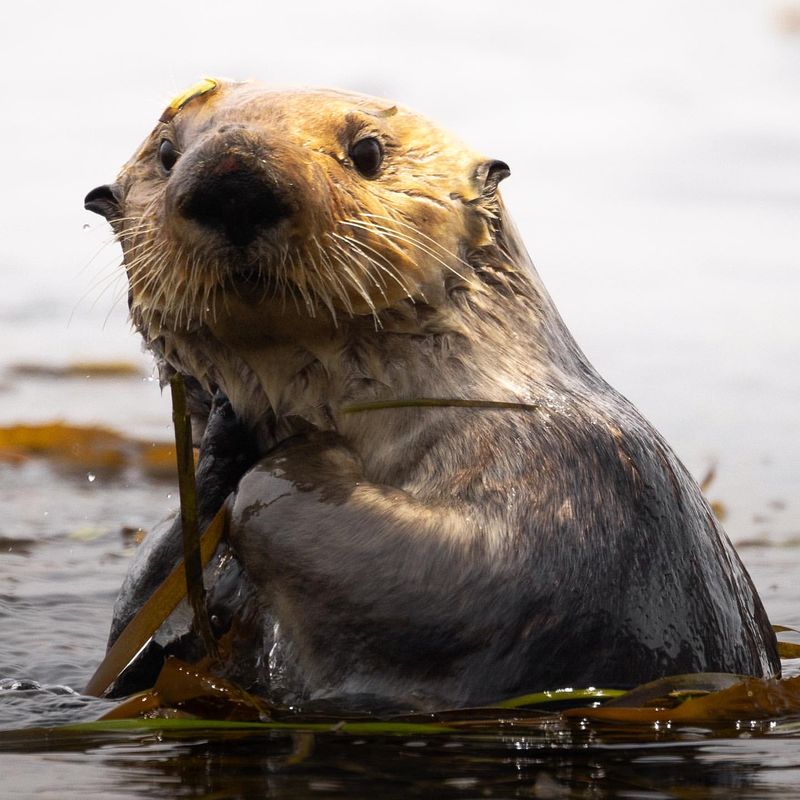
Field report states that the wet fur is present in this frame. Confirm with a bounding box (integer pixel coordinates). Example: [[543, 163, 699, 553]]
[[100, 82, 779, 706]]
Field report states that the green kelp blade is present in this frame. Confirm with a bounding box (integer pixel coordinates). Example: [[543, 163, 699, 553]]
[[342, 398, 541, 413], [495, 688, 626, 709]]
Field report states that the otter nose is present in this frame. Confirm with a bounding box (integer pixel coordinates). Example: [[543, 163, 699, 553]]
[[179, 156, 290, 247]]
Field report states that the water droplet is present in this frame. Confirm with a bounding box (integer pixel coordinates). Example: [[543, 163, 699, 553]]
[[82, 223, 91, 231], [87, 473, 96, 483]]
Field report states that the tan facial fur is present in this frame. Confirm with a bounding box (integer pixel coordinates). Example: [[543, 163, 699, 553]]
[[108, 80, 526, 446], [115, 82, 498, 331]]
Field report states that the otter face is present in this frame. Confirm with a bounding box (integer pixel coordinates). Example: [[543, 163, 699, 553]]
[[85, 80, 509, 335]]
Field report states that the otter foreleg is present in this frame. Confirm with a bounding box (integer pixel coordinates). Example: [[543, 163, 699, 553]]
[[106, 390, 260, 696], [229, 432, 520, 707]]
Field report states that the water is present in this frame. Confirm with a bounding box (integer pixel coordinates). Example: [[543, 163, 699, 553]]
[[1, 0, 799, 795], [4, 724, 800, 798]]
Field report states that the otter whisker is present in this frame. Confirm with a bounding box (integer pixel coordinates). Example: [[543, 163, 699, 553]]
[[369, 224, 467, 278], [79, 220, 155, 294], [313, 235, 355, 319], [174, 243, 193, 330], [311, 235, 348, 323], [333, 236, 392, 309], [361, 212, 472, 269], [102, 284, 133, 329], [70, 262, 128, 325], [119, 241, 161, 274], [188, 248, 205, 323], [330, 242, 373, 318], [116, 217, 159, 242], [342, 240, 388, 295], [342, 219, 465, 280], [331, 232, 414, 303], [303, 239, 337, 317], [276, 246, 292, 315], [128, 255, 165, 299], [115, 226, 156, 244], [282, 252, 303, 316], [74, 232, 159, 320], [82, 249, 129, 289], [86, 265, 128, 311], [290, 251, 318, 317], [79, 234, 127, 278], [328, 242, 377, 317]]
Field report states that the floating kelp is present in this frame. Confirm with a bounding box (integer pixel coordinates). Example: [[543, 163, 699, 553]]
[[0, 422, 174, 478], [83, 651, 800, 733], [8, 361, 144, 379], [99, 658, 271, 722], [564, 674, 800, 725], [11, 661, 800, 747]]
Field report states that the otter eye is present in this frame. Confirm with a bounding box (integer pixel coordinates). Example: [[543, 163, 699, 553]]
[[350, 137, 383, 178], [158, 139, 179, 172]]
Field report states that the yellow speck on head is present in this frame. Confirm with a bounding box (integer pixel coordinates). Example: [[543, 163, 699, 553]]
[[159, 77, 219, 123]]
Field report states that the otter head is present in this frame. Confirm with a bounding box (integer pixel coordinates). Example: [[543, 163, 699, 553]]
[[85, 79, 510, 342]]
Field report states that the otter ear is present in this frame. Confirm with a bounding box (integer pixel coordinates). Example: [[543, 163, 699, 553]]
[[475, 159, 511, 195], [84, 183, 122, 221]]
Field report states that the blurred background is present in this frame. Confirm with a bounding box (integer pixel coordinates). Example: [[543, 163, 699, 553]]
[[0, 0, 798, 542]]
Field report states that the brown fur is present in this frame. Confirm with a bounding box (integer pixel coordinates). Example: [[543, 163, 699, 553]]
[[94, 80, 779, 707]]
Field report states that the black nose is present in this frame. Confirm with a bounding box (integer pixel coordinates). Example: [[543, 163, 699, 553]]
[[179, 167, 290, 247]]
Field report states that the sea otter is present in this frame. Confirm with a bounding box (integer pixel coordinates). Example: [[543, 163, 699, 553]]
[[84, 79, 780, 707]]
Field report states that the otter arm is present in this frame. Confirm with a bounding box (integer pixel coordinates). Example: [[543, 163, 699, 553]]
[[229, 432, 521, 701], [109, 392, 258, 647]]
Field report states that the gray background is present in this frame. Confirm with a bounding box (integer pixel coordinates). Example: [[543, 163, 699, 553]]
[[1, 0, 798, 541]]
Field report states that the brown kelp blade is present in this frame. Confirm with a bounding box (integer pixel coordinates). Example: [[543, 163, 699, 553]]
[[90, 644, 800, 725], [100, 656, 270, 722], [83, 505, 228, 697], [170, 373, 218, 660], [778, 641, 800, 658], [564, 674, 800, 724]]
